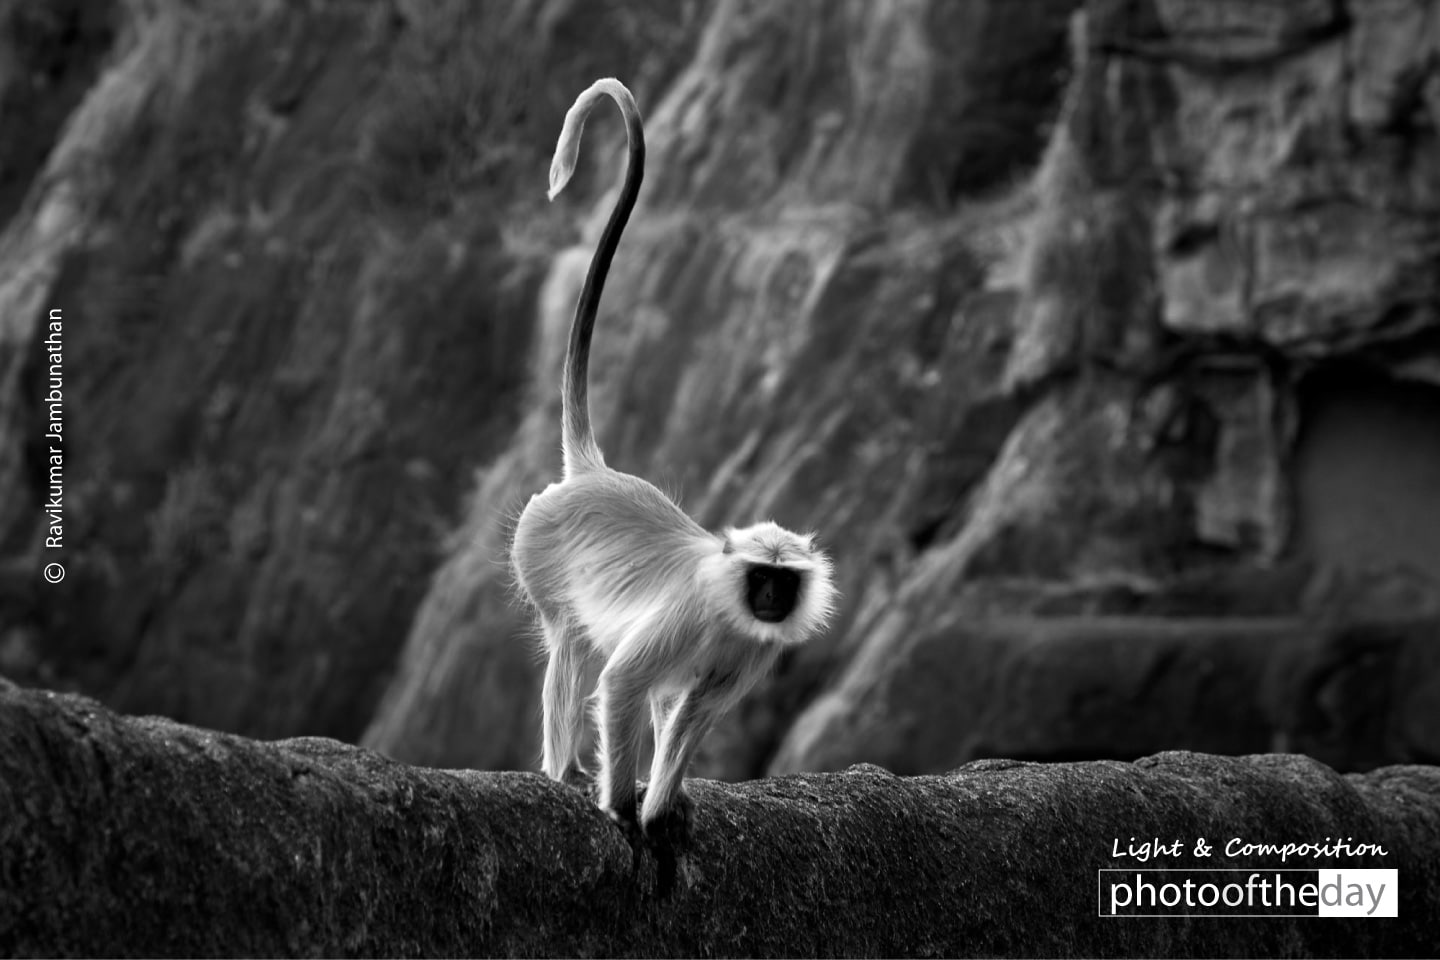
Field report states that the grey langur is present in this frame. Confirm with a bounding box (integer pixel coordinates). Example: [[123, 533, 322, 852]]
[[510, 78, 838, 841]]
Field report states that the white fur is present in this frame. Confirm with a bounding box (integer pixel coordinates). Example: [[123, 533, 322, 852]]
[[548, 78, 634, 201], [511, 78, 838, 837], [512, 471, 836, 831], [702, 522, 838, 645]]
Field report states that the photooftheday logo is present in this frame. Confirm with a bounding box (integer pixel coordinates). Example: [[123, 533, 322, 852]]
[[1098, 869, 1398, 918]]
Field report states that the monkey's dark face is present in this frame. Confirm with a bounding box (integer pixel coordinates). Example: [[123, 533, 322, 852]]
[[746, 565, 801, 623]]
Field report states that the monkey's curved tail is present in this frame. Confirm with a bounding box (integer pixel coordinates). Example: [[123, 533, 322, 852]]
[[548, 78, 645, 477]]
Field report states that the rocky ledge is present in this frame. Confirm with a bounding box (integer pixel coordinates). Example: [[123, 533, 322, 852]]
[[2, 679, 1436, 957]]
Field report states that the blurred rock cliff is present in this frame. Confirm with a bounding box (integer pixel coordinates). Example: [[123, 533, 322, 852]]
[[1, 0, 1437, 777]]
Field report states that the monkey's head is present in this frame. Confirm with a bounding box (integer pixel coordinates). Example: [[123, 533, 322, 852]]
[[715, 521, 837, 645]]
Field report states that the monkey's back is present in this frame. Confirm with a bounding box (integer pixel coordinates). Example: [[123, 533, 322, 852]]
[[511, 467, 718, 652]]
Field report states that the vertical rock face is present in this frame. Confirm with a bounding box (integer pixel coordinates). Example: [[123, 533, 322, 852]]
[[0, 0, 698, 741], [362, 0, 1085, 771], [2, 0, 1438, 777], [770, 0, 1440, 775]]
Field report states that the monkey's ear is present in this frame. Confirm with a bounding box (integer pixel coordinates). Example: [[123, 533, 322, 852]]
[[806, 533, 819, 552], [722, 536, 735, 555]]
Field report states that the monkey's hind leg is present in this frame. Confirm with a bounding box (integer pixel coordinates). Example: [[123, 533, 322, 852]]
[[539, 616, 591, 787], [594, 654, 651, 831]]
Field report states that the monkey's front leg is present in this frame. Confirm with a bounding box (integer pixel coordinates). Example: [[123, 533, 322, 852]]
[[595, 660, 649, 834], [641, 690, 719, 843]]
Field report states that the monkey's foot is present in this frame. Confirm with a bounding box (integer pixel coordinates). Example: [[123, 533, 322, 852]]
[[641, 790, 694, 850]]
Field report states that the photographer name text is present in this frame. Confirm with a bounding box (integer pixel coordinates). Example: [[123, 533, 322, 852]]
[[43, 308, 63, 549]]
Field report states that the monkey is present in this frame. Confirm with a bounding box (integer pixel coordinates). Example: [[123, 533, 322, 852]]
[[509, 78, 837, 843]]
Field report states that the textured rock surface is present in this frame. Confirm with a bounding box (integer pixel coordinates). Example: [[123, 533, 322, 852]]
[[2, 0, 1438, 780], [369, 0, 1440, 776], [4, 680, 1439, 957], [359, 0, 1085, 773], [774, 615, 1440, 775], [0, 0, 697, 741]]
